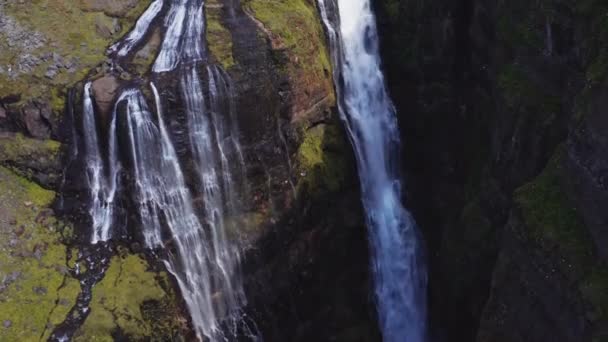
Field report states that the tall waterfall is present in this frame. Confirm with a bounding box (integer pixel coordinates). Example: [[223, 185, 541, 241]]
[[82, 82, 119, 244], [318, 0, 428, 341], [76, 0, 255, 340]]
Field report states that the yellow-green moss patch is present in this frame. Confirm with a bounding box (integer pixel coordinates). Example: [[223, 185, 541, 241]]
[[0, 0, 150, 112], [0, 133, 61, 163], [243, 0, 335, 114], [297, 123, 348, 196], [74, 253, 183, 341], [0, 167, 79, 341], [206, 0, 235, 69]]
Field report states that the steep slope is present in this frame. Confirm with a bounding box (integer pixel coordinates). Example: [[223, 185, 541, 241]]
[[375, 0, 608, 340]]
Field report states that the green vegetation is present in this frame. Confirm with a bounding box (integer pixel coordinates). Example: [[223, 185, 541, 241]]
[[0, 0, 150, 112], [498, 63, 560, 113], [0, 133, 61, 163], [515, 147, 593, 267], [297, 123, 348, 196], [515, 147, 608, 330], [74, 252, 184, 341], [243, 0, 334, 107], [206, 0, 235, 69], [0, 166, 79, 341]]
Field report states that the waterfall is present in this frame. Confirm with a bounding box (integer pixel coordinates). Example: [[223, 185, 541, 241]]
[[152, 0, 205, 73], [82, 82, 119, 244], [108, 0, 164, 57], [318, 0, 428, 341], [122, 85, 222, 339], [74, 0, 255, 340]]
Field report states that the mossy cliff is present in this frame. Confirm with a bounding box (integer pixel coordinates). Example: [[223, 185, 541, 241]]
[[0, 165, 187, 340], [74, 252, 186, 341], [0, 166, 76, 341], [1, 0, 372, 340], [375, 0, 608, 340], [199, 1, 373, 340], [0, 0, 190, 340], [0, 0, 150, 130]]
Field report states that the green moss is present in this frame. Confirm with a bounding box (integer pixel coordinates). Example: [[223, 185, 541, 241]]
[[498, 64, 561, 113], [75, 253, 183, 341], [296, 123, 348, 196], [515, 147, 593, 267], [0, 1, 149, 113], [514, 147, 608, 334], [0, 167, 79, 341], [206, 0, 235, 69], [243, 0, 334, 107], [581, 266, 608, 322], [0, 133, 61, 161]]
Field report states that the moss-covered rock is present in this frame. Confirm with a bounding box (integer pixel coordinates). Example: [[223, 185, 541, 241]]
[[0, 0, 149, 113], [0, 133, 62, 187], [206, 0, 235, 69], [296, 122, 349, 197], [515, 147, 594, 273], [477, 147, 608, 341], [243, 0, 335, 116], [74, 252, 186, 341], [0, 166, 79, 341]]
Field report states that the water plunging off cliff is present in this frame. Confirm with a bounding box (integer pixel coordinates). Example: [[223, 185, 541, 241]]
[[318, 0, 428, 341], [82, 82, 119, 244], [76, 0, 254, 340]]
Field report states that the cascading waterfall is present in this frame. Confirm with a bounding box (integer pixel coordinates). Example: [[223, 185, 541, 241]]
[[82, 82, 119, 244], [75, 0, 255, 340], [108, 0, 164, 57], [318, 0, 428, 341], [122, 85, 226, 339]]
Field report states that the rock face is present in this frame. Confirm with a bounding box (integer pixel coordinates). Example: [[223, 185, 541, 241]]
[[375, 0, 608, 341], [1, 0, 379, 340], [90, 75, 119, 119]]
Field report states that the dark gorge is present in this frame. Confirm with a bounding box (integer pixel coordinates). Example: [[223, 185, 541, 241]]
[[0, 0, 606, 341]]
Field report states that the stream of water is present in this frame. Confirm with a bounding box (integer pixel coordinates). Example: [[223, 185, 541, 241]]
[[318, 0, 428, 340]]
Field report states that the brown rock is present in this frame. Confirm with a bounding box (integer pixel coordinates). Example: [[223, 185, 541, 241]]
[[22, 104, 51, 139], [0, 106, 6, 119], [92, 75, 120, 119]]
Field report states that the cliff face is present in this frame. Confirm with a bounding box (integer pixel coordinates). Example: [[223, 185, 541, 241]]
[[375, 0, 608, 341], [3, 0, 604, 340], [0, 0, 378, 340]]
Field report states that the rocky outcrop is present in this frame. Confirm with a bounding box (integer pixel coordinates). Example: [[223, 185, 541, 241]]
[[375, 0, 608, 340]]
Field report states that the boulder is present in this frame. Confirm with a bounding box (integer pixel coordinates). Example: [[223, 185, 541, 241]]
[[91, 75, 120, 119], [22, 104, 51, 139]]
